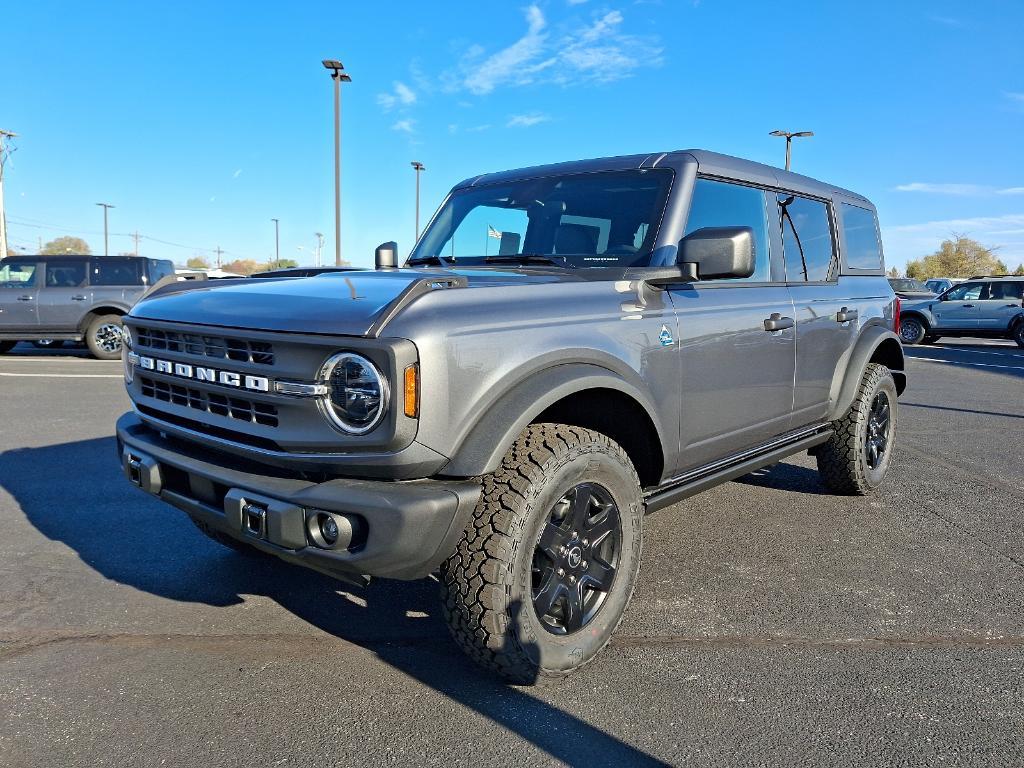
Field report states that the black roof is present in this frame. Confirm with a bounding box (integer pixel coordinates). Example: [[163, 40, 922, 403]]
[[455, 148, 870, 206]]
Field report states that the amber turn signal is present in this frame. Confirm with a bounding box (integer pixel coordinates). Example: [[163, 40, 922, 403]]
[[403, 364, 419, 418]]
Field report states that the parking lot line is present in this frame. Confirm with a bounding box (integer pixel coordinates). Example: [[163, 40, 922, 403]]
[[908, 357, 1024, 372]]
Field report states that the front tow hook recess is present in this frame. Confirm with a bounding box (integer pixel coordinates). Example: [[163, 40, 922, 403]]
[[127, 456, 142, 486], [242, 502, 267, 538]]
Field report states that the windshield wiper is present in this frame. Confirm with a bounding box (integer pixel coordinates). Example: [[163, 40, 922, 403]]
[[407, 254, 452, 267], [484, 253, 571, 267]]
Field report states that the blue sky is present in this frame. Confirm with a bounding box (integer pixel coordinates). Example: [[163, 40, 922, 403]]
[[3, 0, 1023, 271]]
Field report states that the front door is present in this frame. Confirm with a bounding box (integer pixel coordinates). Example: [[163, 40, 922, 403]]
[[933, 281, 985, 329], [37, 259, 91, 330], [0, 259, 41, 331], [669, 178, 795, 471]]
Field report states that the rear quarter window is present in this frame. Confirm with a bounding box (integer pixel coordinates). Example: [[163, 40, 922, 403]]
[[840, 203, 883, 271]]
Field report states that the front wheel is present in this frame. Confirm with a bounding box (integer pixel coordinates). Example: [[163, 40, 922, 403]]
[[816, 363, 898, 495], [440, 424, 644, 683], [899, 316, 926, 345], [85, 314, 124, 360], [1013, 322, 1024, 349]]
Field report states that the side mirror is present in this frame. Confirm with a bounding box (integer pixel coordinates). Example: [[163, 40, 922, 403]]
[[375, 241, 398, 270], [679, 226, 755, 281]]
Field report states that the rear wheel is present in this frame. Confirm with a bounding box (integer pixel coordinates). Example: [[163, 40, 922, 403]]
[[85, 314, 124, 359], [0, 341, 16, 354], [899, 316, 926, 345], [440, 424, 644, 683], [817, 363, 898, 495], [1013, 321, 1024, 349]]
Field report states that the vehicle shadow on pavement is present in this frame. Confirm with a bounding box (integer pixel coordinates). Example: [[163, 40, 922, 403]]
[[734, 462, 830, 495], [1, 436, 671, 767]]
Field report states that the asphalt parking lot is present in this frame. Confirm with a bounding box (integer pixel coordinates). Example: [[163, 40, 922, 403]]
[[1, 340, 1022, 767]]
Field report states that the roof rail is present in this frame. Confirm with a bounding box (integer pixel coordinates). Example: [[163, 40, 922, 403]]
[[967, 274, 1012, 279]]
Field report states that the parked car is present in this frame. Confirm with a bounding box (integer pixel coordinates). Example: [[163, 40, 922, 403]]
[[924, 277, 960, 294], [251, 266, 365, 278], [0, 255, 175, 359], [116, 149, 905, 682], [899, 276, 1024, 346], [887, 278, 936, 299]]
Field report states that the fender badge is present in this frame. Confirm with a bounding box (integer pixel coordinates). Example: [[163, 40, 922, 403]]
[[659, 324, 674, 347]]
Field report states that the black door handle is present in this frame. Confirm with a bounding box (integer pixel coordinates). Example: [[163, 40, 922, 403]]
[[763, 313, 794, 331], [836, 307, 858, 323], [71, 295, 87, 301], [17, 295, 34, 301], [962, 304, 974, 308]]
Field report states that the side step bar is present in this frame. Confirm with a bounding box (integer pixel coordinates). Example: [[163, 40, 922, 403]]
[[645, 428, 833, 513]]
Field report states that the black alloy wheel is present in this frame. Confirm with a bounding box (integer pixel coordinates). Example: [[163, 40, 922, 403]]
[[531, 483, 620, 635], [865, 392, 891, 470]]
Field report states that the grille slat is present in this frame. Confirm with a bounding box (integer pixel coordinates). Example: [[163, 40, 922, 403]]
[[140, 376, 278, 427], [135, 326, 274, 366]]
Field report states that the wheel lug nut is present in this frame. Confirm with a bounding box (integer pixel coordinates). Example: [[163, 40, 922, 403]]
[[557, 568, 565, 577], [581, 560, 588, 570], [582, 539, 589, 547], [571, 530, 578, 539], [569, 575, 576, 583]]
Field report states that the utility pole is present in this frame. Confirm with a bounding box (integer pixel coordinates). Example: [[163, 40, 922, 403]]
[[322, 60, 351, 266], [214, 246, 224, 269], [96, 202, 115, 255], [315, 232, 325, 268], [0, 129, 17, 259], [271, 218, 280, 268], [411, 161, 425, 241], [132, 231, 141, 255], [769, 130, 814, 171]]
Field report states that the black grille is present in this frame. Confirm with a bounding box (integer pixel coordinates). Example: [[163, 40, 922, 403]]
[[140, 376, 279, 427], [135, 326, 274, 366]]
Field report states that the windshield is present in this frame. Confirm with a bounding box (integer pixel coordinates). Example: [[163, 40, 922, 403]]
[[409, 169, 673, 268], [889, 278, 930, 292]]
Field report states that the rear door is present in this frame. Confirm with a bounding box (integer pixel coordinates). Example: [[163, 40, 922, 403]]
[[932, 282, 985, 329], [974, 280, 1024, 331], [669, 178, 796, 469], [781, 193, 853, 427], [89, 256, 144, 307], [36, 259, 91, 330], [0, 258, 41, 330]]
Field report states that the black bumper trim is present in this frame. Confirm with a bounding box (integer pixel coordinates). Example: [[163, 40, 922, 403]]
[[116, 412, 481, 581]]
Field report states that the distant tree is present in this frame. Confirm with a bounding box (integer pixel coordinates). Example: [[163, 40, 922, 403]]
[[887, 267, 900, 278], [1013, 264, 1024, 276], [186, 256, 211, 270], [905, 234, 1008, 280], [265, 258, 299, 270], [222, 259, 261, 276], [41, 236, 90, 255]]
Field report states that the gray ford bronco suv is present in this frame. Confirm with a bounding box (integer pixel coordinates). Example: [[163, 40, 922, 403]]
[[116, 150, 905, 682]]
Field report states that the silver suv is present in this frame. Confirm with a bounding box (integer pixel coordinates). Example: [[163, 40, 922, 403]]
[[116, 149, 905, 682], [0, 255, 174, 359], [899, 276, 1024, 347]]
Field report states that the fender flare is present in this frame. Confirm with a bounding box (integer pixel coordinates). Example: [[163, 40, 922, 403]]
[[439, 362, 669, 478], [898, 309, 931, 330], [826, 325, 906, 421], [78, 305, 131, 332]]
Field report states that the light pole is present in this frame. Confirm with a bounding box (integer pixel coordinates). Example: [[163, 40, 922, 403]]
[[769, 130, 813, 171], [271, 218, 280, 268], [314, 232, 325, 267], [0, 129, 17, 259], [322, 60, 351, 266], [96, 202, 115, 255], [411, 161, 425, 241]]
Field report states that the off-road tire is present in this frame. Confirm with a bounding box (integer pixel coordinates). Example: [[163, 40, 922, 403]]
[[86, 314, 124, 360], [1013, 320, 1024, 349], [898, 316, 926, 345], [440, 424, 644, 684], [0, 341, 16, 354], [817, 363, 898, 495]]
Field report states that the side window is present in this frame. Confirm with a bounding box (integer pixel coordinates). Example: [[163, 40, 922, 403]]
[[45, 260, 88, 288], [778, 193, 835, 282], [147, 260, 174, 283], [0, 260, 38, 287], [989, 281, 1024, 301], [90, 258, 143, 286], [684, 178, 771, 282], [944, 282, 984, 301], [840, 203, 882, 270]]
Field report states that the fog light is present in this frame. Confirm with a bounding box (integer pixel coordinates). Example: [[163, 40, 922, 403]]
[[306, 510, 362, 551], [320, 515, 340, 545]]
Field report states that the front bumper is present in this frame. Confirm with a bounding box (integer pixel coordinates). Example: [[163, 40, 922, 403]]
[[116, 412, 481, 581]]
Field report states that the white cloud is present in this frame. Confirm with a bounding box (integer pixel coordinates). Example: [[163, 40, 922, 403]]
[[895, 182, 1024, 196], [507, 113, 551, 127], [392, 119, 416, 133], [377, 81, 417, 111], [452, 5, 659, 95], [883, 213, 1024, 268], [232, 169, 242, 179]]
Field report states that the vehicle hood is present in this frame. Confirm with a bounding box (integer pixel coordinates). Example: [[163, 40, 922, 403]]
[[130, 267, 583, 336], [894, 290, 936, 300]]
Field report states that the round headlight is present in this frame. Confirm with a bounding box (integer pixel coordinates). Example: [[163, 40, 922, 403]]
[[320, 352, 389, 434]]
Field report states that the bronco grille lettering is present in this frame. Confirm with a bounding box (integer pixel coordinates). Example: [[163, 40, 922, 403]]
[[134, 354, 271, 393]]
